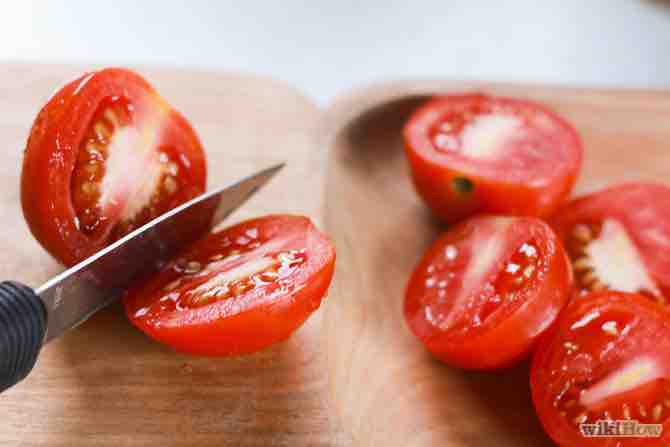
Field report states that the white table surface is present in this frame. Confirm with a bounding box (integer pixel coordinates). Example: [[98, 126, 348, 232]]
[[1, 0, 669, 104]]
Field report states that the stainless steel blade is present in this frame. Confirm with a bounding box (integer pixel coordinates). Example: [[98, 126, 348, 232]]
[[35, 163, 284, 343]]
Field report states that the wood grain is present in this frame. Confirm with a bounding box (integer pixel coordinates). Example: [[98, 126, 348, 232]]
[[0, 64, 345, 446], [320, 81, 670, 446]]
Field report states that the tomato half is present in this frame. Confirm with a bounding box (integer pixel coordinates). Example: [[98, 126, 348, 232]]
[[404, 215, 572, 370], [552, 183, 670, 304], [21, 68, 207, 266], [123, 215, 336, 356], [531, 291, 670, 447], [403, 94, 583, 223]]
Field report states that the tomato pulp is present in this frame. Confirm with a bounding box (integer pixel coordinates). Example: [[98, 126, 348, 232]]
[[531, 291, 670, 446], [552, 182, 670, 304], [404, 215, 572, 370], [21, 68, 207, 266], [123, 215, 336, 356], [403, 94, 582, 223]]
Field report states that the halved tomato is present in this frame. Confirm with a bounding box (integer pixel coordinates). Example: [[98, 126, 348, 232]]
[[403, 94, 583, 223], [123, 215, 336, 356], [531, 291, 670, 447], [21, 68, 206, 266], [404, 215, 572, 370], [552, 182, 670, 304]]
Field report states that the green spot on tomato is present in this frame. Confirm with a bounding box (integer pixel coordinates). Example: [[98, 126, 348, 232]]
[[452, 177, 474, 196]]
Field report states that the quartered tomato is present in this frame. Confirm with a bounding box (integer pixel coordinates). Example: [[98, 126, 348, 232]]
[[552, 183, 670, 304], [404, 215, 572, 370], [21, 68, 206, 266], [403, 94, 582, 223], [123, 215, 335, 356], [531, 291, 670, 447]]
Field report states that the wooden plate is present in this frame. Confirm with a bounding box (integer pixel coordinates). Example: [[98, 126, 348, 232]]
[[321, 81, 670, 446]]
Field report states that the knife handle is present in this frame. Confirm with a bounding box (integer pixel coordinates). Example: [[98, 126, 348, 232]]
[[0, 281, 47, 393]]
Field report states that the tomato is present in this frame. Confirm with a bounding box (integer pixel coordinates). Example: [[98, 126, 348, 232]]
[[123, 215, 336, 356], [21, 68, 207, 266], [552, 183, 670, 304], [404, 215, 572, 370], [531, 291, 670, 447], [403, 94, 583, 223]]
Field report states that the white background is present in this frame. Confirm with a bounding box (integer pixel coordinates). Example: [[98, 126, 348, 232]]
[[1, 0, 669, 103]]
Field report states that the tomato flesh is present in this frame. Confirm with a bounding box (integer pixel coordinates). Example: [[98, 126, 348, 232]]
[[404, 215, 572, 370], [552, 183, 670, 304], [531, 291, 670, 446], [123, 215, 336, 357], [403, 94, 583, 223], [22, 68, 206, 266]]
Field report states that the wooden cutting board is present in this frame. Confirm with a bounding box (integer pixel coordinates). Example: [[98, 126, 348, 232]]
[[2, 64, 670, 446], [0, 64, 345, 447], [321, 81, 670, 446]]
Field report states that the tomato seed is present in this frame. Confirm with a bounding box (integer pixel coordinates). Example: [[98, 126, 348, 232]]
[[573, 412, 588, 425], [164, 279, 181, 292], [94, 121, 111, 141], [81, 182, 97, 195], [260, 271, 279, 282], [564, 342, 578, 353], [103, 109, 119, 128], [639, 403, 648, 417], [581, 271, 597, 287], [84, 164, 99, 179], [653, 404, 663, 422], [164, 176, 177, 194], [590, 280, 606, 292], [167, 162, 179, 176], [184, 261, 202, 274], [523, 265, 535, 278], [573, 257, 591, 272], [572, 224, 592, 243]]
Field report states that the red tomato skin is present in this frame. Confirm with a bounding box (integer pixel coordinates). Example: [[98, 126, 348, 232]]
[[123, 215, 336, 357], [551, 182, 670, 297], [403, 94, 583, 224], [21, 68, 206, 266], [404, 216, 573, 370], [531, 292, 670, 447]]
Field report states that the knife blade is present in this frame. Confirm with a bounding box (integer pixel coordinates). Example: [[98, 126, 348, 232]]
[[0, 162, 284, 392], [36, 162, 283, 343]]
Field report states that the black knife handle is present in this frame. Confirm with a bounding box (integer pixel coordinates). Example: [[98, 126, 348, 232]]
[[0, 281, 47, 393]]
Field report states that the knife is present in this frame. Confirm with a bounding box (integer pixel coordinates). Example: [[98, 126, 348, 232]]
[[0, 163, 284, 393]]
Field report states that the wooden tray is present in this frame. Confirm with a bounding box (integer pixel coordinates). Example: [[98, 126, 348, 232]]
[[321, 81, 670, 446], [2, 65, 670, 446]]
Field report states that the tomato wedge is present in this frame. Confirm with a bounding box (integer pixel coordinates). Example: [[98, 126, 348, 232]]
[[403, 94, 582, 223], [123, 215, 335, 356], [21, 68, 207, 266], [531, 291, 670, 447], [404, 215, 572, 370], [552, 182, 670, 304]]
